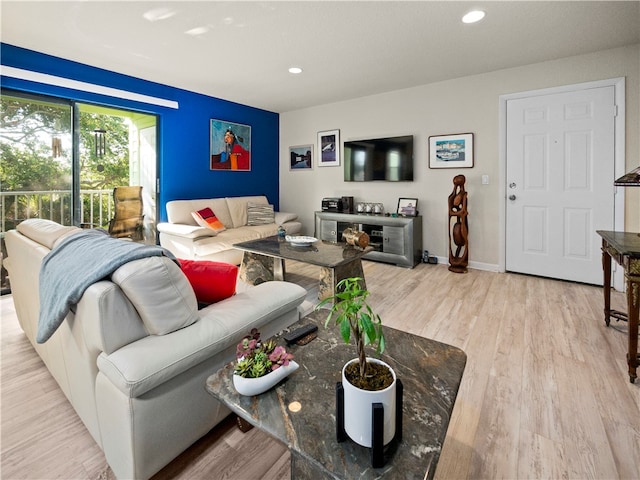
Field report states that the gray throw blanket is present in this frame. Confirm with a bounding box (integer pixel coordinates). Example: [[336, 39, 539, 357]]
[[37, 229, 177, 343]]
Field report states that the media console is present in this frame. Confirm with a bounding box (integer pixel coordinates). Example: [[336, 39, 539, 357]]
[[314, 211, 422, 268]]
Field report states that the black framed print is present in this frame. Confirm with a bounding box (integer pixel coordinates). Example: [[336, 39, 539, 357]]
[[289, 144, 313, 170]]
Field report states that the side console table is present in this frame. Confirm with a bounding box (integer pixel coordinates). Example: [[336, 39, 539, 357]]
[[597, 230, 640, 383], [315, 211, 422, 268]]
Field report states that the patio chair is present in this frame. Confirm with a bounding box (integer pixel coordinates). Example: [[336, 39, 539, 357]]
[[108, 186, 144, 241]]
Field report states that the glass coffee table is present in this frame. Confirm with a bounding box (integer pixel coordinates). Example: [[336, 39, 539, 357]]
[[234, 235, 372, 299], [205, 309, 467, 480]]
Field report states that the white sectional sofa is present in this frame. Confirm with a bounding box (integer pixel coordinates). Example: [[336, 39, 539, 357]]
[[4, 218, 306, 479], [158, 195, 302, 265]]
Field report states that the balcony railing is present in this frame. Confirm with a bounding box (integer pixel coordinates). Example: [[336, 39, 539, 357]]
[[0, 189, 114, 233]]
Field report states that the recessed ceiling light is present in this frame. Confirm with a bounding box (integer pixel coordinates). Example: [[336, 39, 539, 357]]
[[288, 67, 303, 74], [462, 10, 485, 24], [143, 8, 176, 22], [185, 26, 209, 36]]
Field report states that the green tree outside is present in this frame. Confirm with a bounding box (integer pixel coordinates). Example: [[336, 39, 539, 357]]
[[1, 95, 130, 229]]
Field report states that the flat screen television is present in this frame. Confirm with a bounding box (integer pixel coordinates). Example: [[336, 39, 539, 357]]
[[343, 135, 414, 182]]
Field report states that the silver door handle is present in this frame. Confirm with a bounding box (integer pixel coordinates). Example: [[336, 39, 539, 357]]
[[508, 195, 516, 201]]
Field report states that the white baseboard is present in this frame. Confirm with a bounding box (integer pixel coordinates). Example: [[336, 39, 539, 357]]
[[427, 256, 500, 273]]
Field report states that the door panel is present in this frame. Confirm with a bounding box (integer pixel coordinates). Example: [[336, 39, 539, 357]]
[[506, 86, 615, 285]]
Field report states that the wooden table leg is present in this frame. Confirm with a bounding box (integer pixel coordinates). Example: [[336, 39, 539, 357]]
[[625, 268, 639, 383], [602, 240, 612, 326]]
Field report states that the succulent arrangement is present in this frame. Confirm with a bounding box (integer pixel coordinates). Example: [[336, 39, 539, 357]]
[[234, 328, 294, 379]]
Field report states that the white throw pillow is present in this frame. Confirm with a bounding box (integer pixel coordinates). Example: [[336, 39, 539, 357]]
[[111, 256, 199, 335]]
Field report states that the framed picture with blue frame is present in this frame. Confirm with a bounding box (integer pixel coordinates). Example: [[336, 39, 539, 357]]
[[210, 119, 251, 171]]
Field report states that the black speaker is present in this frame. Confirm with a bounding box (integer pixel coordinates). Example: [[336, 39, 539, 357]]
[[341, 196, 354, 213]]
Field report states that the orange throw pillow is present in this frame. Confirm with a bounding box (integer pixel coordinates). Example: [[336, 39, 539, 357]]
[[191, 207, 226, 233], [178, 259, 238, 304]]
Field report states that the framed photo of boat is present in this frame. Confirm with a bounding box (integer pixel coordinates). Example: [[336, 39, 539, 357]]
[[429, 133, 474, 169]]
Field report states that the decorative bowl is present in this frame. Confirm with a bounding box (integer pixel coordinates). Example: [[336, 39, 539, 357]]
[[233, 361, 299, 396], [285, 235, 318, 247]]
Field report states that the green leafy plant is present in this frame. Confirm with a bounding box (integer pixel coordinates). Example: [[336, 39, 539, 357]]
[[234, 328, 294, 379], [316, 277, 385, 379]]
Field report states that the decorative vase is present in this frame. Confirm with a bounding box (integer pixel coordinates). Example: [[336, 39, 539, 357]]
[[342, 358, 397, 447], [233, 360, 299, 396]]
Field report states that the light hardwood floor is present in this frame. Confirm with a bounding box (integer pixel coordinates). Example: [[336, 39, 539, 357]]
[[1, 261, 638, 479]]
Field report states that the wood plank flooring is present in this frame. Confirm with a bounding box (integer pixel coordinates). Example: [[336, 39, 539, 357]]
[[1, 260, 638, 479]]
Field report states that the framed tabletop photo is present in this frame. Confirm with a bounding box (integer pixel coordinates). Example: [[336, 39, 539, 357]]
[[429, 133, 474, 169], [397, 198, 418, 217]]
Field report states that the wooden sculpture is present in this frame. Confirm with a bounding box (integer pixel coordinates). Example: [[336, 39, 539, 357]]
[[448, 174, 468, 273]]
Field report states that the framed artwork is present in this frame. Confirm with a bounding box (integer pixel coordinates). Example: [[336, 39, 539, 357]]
[[429, 133, 474, 169], [397, 198, 418, 216], [210, 119, 251, 171], [289, 144, 313, 170], [317, 129, 340, 167]]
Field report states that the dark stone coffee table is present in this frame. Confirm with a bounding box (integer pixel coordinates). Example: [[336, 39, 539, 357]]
[[205, 309, 467, 479], [234, 235, 372, 299]]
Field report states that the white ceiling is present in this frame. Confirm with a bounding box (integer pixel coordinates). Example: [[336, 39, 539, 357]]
[[2, 1, 639, 113]]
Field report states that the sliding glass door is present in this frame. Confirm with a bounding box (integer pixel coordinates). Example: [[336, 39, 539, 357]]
[[0, 93, 73, 228], [0, 90, 158, 292]]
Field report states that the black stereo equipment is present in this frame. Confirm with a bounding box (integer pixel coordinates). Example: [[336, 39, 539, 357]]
[[322, 197, 343, 212], [341, 196, 354, 213]]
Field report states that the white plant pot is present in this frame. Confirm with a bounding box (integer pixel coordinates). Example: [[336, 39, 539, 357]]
[[233, 360, 299, 396], [342, 357, 396, 447]]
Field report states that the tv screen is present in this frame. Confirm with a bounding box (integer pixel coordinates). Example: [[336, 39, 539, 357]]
[[344, 135, 414, 182]]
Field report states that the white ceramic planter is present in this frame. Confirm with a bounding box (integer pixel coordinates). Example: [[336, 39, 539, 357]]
[[342, 357, 396, 447], [233, 360, 299, 396]]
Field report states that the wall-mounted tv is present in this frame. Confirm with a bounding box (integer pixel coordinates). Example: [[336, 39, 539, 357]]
[[344, 135, 414, 182]]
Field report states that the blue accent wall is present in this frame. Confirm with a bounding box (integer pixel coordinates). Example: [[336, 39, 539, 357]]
[[0, 43, 280, 220]]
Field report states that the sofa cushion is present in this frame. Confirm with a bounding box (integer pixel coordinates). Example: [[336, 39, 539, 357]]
[[226, 195, 268, 228], [111, 256, 199, 335], [166, 198, 233, 228], [274, 211, 298, 224], [178, 259, 238, 304], [246, 202, 275, 226], [191, 207, 226, 233], [157, 223, 216, 239], [96, 281, 307, 398], [16, 218, 81, 249]]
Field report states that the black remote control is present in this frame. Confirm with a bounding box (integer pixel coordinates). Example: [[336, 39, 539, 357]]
[[283, 324, 318, 345]]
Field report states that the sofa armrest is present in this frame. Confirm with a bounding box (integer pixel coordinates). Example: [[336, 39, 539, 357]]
[[275, 211, 298, 224], [157, 222, 216, 239], [96, 281, 306, 398], [79, 281, 149, 355]]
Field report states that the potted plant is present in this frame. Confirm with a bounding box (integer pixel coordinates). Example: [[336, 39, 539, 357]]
[[316, 277, 397, 448], [232, 328, 298, 396]]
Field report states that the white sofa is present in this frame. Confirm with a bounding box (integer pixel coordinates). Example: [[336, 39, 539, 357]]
[[3, 219, 306, 479], [158, 195, 302, 265]]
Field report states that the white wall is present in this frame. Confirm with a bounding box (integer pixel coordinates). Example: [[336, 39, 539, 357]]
[[280, 45, 639, 269]]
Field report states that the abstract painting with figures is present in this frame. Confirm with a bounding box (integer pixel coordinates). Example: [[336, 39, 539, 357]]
[[210, 119, 251, 171]]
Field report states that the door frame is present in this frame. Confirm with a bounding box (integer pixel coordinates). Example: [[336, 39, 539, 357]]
[[498, 77, 626, 289]]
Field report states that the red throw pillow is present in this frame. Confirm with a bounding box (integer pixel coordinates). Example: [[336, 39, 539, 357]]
[[178, 259, 238, 304]]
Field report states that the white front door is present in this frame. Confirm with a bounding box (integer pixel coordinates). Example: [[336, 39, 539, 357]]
[[505, 86, 616, 285]]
